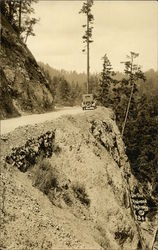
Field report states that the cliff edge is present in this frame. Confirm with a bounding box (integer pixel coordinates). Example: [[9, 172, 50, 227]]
[[1, 107, 157, 249]]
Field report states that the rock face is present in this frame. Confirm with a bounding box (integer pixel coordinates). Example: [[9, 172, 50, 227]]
[[5, 131, 55, 172], [0, 14, 54, 119], [0, 107, 157, 249]]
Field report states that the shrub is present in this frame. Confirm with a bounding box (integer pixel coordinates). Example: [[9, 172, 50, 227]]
[[32, 159, 58, 195], [115, 230, 129, 245], [62, 192, 73, 206], [72, 182, 90, 207]]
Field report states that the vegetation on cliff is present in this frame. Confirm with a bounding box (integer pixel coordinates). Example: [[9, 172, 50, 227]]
[[98, 53, 158, 209], [0, 0, 39, 42]]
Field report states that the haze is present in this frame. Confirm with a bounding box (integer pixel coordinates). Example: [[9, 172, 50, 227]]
[[27, 0, 158, 73]]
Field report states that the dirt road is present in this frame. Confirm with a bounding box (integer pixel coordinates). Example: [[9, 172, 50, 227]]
[[1, 106, 85, 135]]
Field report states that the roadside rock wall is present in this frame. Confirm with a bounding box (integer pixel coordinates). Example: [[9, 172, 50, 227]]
[[0, 14, 54, 119]]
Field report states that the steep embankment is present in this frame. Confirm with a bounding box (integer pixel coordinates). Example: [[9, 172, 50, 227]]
[[0, 14, 54, 119], [0, 107, 157, 249]]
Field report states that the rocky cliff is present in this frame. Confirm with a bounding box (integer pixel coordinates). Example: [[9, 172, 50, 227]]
[[1, 107, 157, 249], [0, 14, 54, 119]]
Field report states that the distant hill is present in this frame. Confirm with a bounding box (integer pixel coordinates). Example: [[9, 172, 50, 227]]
[[38, 62, 100, 90], [38, 62, 158, 100]]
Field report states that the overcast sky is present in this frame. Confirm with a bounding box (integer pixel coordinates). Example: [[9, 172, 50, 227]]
[[27, 0, 158, 73]]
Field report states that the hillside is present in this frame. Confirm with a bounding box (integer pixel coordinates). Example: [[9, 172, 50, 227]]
[[38, 62, 88, 89], [0, 14, 54, 120], [38, 62, 158, 92], [1, 107, 157, 249]]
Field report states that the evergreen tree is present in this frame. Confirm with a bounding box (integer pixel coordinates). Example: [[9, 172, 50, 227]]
[[110, 52, 145, 134], [70, 82, 82, 105], [79, 0, 94, 93], [54, 77, 71, 106], [120, 52, 146, 135], [124, 92, 158, 205], [111, 53, 157, 207], [23, 17, 38, 43], [98, 54, 116, 107], [0, 0, 39, 41]]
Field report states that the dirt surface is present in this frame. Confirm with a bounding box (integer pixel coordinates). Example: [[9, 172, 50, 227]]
[[0, 107, 157, 249], [1, 107, 83, 135]]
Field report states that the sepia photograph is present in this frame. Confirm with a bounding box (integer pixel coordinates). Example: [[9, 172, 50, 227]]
[[0, 0, 158, 249]]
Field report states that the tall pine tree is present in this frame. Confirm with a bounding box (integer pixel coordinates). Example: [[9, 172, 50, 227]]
[[79, 0, 94, 93], [120, 52, 146, 135]]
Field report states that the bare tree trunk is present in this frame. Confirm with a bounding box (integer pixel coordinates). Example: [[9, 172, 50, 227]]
[[24, 31, 29, 43], [121, 82, 134, 136], [121, 54, 134, 136]]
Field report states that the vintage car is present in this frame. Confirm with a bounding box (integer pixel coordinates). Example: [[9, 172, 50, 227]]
[[82, 94, 96, 110]]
